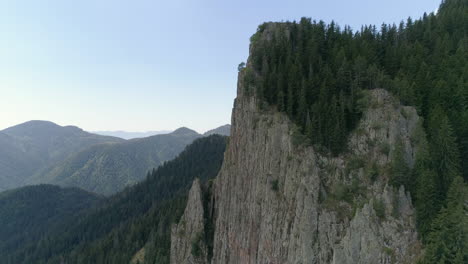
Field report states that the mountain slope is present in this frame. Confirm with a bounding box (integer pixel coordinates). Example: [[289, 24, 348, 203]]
[[0, 184, 103, 259], [3, 121, 123, 163], [203, 124, 231, 136], [92, 130, 172, 139], [0, 132, 42, 191], [0, 121, 123, 191], [1, 135, 227, 264], [31, 127, 202, 195]]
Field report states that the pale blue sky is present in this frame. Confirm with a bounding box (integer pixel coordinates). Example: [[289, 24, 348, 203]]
[[0, 0, 441, 132]]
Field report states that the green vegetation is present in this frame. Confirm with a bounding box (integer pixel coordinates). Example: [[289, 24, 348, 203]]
[[415, 169, 439, 241], [245, 0, 467, 161], [238, 62, 246, 72], [245, 0, 468, 261], [36, 127, 202, 195], [373, 199, 386, 219], [325, 178, 366, 220], [346, 155, 366, 173], [271, 179, 279, 191], [0, 135, 227, 264], [291, 127, 310, 147], [0, 121, 123, 192], [390, 189, 401, 218], [383, 246, 396, 262], [0, 121, 204, 196], [202, 181, 215, 262], [191, 232, 204, 257], [366, 162, 379, 182], [0, 185, 103, 259], [378, 142, 391, 156], [389, 140, 410, 188], [334, 179, 365, 203], [422, 177, 468, 263]]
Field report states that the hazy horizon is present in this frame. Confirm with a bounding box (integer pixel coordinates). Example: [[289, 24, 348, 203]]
[[0, 119, 229, 135], [0, 0, 441, 132]]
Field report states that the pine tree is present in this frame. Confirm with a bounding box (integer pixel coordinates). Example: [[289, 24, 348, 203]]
[[428, 107, 461, 196], [423, 176, 468, 264], [416, 169, 439, 241], [390, 140, 410, 188], [297, 79, 309, 128]]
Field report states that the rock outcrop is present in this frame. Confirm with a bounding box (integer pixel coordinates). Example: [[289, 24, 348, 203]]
[[130, 247, 146, 264], [170, 178, 208, 264], [171, 67, 423, 264]]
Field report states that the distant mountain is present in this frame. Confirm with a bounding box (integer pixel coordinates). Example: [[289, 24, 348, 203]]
[[203, 124, 231, 136], [0, 132, 40, 191], [0, 121, 123, 192], [30, 127, 202, 195], [1, 135, 227, 263], [92, 130, 172, 139], [0, 184, 103, 258], [0, 121, 225, 195]]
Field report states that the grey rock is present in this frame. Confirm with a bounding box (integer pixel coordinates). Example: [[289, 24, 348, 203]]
[[171, 178, 208, 264], [172, 73, 423, 263]]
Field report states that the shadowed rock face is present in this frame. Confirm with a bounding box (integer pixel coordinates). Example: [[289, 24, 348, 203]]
[[172, 69, 423, 263]]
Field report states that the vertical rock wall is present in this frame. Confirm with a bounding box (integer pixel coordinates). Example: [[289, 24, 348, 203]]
[[171, 74, 423, 264], [170, 178, 208, 264]]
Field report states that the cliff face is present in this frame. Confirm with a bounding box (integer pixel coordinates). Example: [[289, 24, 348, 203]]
[[171, 70, 423, 264], [170, 178, 208, 264]]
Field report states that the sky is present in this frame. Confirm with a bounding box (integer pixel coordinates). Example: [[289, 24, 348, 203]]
[[0, 0, 441, 133]]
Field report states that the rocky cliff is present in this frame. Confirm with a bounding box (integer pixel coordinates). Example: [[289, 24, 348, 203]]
[[171, 65, 423, 264], [171, 178, 208, 264]]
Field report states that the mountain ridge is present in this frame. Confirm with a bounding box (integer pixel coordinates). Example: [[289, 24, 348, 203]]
[[92, 130, 173, 139], [28, 127, 204, 195], [0, 120, 123, 192], [203, 124, 231, 136], [0, 135, 228, 263], [0, 121, 230, 194]]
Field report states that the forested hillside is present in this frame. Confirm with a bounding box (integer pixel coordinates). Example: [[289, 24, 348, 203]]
[[245, 0, 467, 158], [1, 135, 227, 264], [0, 121, 123, 192], [0, 132, 41, 191], [203, 124, 231, 136], [0, 185, 103, 263], [240, 0, 467, 262], [30, 127, 202, 195]]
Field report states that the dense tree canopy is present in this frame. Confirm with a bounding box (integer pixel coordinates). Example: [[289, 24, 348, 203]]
[[0, 185, 103, 262], [244, 0, 467, 159], [0, 135, 227, 264]]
